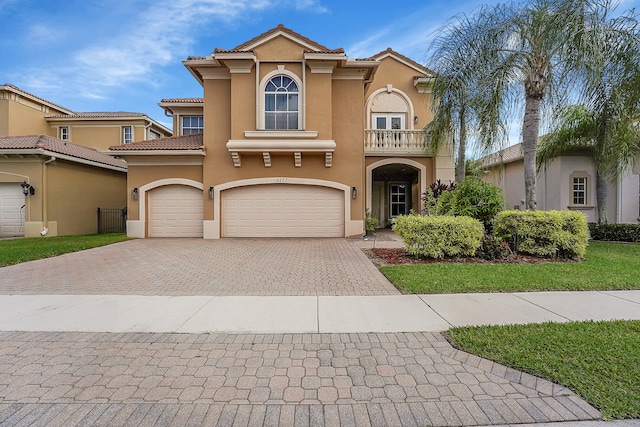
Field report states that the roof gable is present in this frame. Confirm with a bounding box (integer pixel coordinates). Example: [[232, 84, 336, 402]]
[[231, 24, 340, 53], [372, 48, 435, 76]]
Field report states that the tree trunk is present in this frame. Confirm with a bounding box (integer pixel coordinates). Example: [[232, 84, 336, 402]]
[[596, 171, 608, 224], [455, 108, 467, 183], [522, 95, 541, 210]]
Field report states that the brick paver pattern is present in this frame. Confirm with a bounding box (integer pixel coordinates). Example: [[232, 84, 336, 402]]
[[0, 331, 600, 426], [0, 238, 399, 296]]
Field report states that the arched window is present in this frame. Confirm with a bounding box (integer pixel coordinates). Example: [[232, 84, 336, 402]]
[[264, 75, 299, 130]]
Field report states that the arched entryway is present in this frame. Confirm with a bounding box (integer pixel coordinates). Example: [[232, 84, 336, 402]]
[[366, 159, 427, 228]]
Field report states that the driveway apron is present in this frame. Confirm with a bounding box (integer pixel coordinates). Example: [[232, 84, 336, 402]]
[[0, 236, 603, 426]]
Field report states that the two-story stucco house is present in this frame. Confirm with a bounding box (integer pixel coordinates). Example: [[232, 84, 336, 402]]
[[0, 84, 171, 237], [110, 25, 454, 239]]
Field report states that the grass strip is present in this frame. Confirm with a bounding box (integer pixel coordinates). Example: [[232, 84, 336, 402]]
[[380, 242, 640, 293], [0, 233, 130, 267], [447, 320, 640, 419]]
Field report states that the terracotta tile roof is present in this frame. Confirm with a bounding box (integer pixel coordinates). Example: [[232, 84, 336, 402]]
[[159, 98, 204, 103], [1, 83, 74, 114], [232, 24, 336, 52], [0, 135, 127, 169], [46, 112, 147, 119], [108, 133, 203, 151], [372, 48, 435, 75], [479, 143, 524, 167], [303, 49, 345, 54]]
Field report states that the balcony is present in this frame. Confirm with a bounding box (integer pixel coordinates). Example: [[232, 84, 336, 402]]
[[364, 129, 432, 155]]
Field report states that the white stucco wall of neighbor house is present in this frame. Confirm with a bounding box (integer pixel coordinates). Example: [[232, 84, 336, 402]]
[[618, 172, 639, 224]]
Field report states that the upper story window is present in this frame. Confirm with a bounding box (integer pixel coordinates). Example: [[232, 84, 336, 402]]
[[264, 75, 299, 130], [182, 116, 203, 135], [58, 126, 69, 141], [149, 130, 161, 140], [122, 126, 133, 144]]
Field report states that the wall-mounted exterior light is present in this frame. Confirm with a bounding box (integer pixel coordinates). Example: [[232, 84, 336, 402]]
[[131, 187, 138, 200], [20, 181, 35, 196], [351, 186, 357, 199], [414, 115, 419, 125], [208, 186, 214, 199]]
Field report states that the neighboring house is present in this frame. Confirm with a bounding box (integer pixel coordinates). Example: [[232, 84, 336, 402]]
[[0, 84, 172, 150], [481, 143, 640, 223], [0, 135, 127, 238], [110, 25, 454, 239]]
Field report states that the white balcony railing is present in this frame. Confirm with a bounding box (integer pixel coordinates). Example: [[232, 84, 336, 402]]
[[364, 129, 431, 154]]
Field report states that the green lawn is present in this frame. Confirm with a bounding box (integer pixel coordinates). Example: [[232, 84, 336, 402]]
[[0, 233, 130, 267], [447, 320, 640, 420], [380, 241, 640, 293]]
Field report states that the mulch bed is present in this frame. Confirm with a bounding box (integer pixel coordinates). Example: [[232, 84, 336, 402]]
[[367, 247, 568, 266]]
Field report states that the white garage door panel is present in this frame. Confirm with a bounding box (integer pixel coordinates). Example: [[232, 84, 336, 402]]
[[223, 184, 344, 238], [0, 183, 25, 238], [149, 185, 203, 238]]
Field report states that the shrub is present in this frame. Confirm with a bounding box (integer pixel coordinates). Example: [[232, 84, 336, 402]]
[[450, 178, 505, 229], [589, 223, 640, 242], [393, 214, 484, 259], [494, 210, 589, 259], [476, 234, 513, 261], [422, 180, 456, 215]]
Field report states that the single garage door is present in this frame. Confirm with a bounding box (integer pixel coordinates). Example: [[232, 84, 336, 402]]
[[148, 185, 203, 237], [222, 184, 344, 237], [0, 183, 25, 238]]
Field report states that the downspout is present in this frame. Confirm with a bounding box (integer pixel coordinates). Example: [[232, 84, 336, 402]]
[[41, 155, 56, 236]]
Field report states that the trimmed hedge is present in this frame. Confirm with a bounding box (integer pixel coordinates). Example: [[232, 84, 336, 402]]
[[589, 222, 640, 242], [494, 210, 589, 259], [393, 214, 484, 259]]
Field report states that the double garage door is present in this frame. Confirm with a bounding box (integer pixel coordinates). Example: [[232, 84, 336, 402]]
[[0, 183, 25, 238], [147, 184, 344, 238], [223, 184, 344, 238]]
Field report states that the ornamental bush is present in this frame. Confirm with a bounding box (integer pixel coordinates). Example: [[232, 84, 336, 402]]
[[588, 223, 640, 242], [451, 178, 505, 229], [393, 214, 484, 259], [494, 210, 589, 259]]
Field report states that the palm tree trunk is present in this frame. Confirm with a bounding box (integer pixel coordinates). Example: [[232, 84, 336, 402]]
[[455, 108, 467, 183], [596, 171, 608, 224], [522, 95, 541, 210]]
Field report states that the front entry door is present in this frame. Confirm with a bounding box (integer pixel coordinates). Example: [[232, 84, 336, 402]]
[[390, 183, 409, 217]]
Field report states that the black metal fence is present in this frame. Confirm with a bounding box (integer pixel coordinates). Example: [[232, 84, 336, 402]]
[[97, 208, 126, 234]]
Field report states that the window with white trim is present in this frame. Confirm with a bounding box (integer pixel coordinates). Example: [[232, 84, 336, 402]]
[[58, 126, 69, 141], [572, 176, 587, 205], [264, 75, 299, 130], [181, 116, 203, 135], [122, 126, 133, 144]]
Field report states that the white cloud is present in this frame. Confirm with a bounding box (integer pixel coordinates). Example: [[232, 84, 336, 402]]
[[15, 0, 284, 102]]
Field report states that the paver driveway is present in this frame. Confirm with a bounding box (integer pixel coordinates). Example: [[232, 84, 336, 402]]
[[0, 238, 399, 296]]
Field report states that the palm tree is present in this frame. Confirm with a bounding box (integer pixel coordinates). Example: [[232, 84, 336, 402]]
[[469, 0, 624, 210], [538, 16, 640, 223], [427, 8, 506, 183]]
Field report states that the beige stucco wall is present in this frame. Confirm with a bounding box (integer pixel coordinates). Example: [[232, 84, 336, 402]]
[[126, 162, 203, 221], [2, 99, 58, 137], [47, 160, 126, 235], [1, 157, 125, 236], [49, 120, 164, 150]]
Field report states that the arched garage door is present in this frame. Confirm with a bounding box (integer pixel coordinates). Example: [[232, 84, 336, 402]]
[[222, 184, 344, 237], [148, 185, 203, 237]]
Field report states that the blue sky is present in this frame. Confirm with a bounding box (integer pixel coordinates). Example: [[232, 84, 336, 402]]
[[2, 0, 639, 132]]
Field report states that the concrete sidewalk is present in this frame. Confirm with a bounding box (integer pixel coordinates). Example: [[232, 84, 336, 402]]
[[1, 290, 638, 334]]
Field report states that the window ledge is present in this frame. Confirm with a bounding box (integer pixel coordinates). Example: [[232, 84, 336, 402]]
[[567, 205, 595, 210], [244, 130, 318, 138]]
